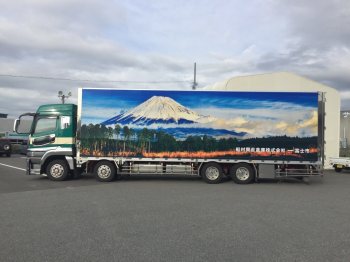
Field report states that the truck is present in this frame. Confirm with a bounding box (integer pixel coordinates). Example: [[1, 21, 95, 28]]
[[0, 138, 11, 157], [14, 88, 325, 183], [329, 157, 350, 172]]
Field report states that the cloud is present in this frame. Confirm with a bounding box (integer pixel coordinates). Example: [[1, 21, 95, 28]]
[[275, 110, 318, 136], [279, 0, 350, 49], [0, 0, 349, 119], [197, 106, 318, 138]]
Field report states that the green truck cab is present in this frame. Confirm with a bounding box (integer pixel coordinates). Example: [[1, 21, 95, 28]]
[[15, 104, 77, 180]]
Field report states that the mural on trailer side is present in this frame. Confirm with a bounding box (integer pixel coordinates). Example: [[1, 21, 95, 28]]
[[80, 89, 319, 161]]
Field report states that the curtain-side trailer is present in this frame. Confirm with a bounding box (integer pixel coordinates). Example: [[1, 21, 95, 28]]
[[14, 88, 324, 183]]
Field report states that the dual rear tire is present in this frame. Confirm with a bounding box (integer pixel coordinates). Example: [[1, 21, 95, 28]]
[[201, 162, 255, 184]]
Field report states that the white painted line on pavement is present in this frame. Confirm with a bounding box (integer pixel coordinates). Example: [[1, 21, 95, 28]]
[[0, 163, 26, 171]]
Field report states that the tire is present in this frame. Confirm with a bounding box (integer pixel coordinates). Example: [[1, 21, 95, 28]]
[[230, 163, 255, 184], [94, 161, 116, 182], [201, 162, 223, 184], [46, 159, 69, 181], [335, 167, 342, 173]]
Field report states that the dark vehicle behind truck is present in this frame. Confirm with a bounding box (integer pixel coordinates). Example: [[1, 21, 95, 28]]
[[0, 138, 11, 157]]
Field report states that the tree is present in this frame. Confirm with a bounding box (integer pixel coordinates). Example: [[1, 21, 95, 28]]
[[106, 126, 114, 153], [114, 124, 121, 140], [114, 124, 121, 151], [129, 128, 135, 151], [108, 127, 114, 139], [123, 126, 130, 151]]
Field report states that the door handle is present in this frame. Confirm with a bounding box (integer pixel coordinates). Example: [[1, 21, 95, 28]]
[[33, 135, 56, 146]]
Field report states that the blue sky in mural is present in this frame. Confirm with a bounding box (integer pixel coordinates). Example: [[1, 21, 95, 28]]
[[82, 89, 318, 112]]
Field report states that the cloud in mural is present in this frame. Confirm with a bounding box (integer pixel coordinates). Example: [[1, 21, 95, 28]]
[[194, 109, 317, 138], [274, 110, 317, 136]]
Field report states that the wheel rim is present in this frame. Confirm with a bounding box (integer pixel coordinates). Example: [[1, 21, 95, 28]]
[[50, 164, 65, 178], [236, 167, 250, 181], [97, 165, 112, 179], [206, 166, 220, 180]]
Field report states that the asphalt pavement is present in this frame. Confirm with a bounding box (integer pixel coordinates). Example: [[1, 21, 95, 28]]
[[1, 155, 350, 262]]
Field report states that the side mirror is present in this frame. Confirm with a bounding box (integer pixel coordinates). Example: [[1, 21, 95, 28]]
[[14, 113, 35, 134], [13, 119, 20, 133]]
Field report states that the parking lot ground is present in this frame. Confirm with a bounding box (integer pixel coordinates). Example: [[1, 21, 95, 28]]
[[1, 155, 350, 261]]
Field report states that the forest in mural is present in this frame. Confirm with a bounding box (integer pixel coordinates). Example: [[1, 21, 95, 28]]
[[80, 89, 319, 160]]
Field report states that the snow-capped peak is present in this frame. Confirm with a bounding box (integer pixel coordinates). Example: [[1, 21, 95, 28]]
[[101, 96, 215, 126], [127, 96, 203, 122]]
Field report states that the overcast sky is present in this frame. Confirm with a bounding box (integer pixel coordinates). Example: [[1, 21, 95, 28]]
[[0, 0, 349, 118]]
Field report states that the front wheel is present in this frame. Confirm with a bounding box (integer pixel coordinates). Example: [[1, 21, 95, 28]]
[[201, 162, 223, 184], [46, 159, 69, 181], [94, 161, 116, 182], [230, 163, 255, 184]]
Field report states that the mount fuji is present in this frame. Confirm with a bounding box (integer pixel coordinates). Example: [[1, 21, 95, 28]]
[[101, 96, 215, 126], [101, 96, 246, 138]]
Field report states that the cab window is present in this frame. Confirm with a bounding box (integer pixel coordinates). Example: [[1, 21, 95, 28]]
[[34, 118, 57, 134]]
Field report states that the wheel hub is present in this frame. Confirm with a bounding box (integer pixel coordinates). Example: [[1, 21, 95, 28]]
[[50, 164, 64, 178], [236, 167, 249, 181], [98, 165, 111, 179], [206, 166, 220, 180]]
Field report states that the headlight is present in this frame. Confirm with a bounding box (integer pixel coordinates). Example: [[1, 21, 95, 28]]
[[4, 145, 10, 150]]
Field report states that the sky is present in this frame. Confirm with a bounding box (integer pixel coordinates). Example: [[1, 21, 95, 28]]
[[81, 89, 318, 138], [0, 0, 349, 118]]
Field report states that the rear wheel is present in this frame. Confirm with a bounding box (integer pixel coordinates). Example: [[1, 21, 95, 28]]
[[335, 167, 342, 173], [201, 162, 223, 184], [94, 161, 116, 182], [46, 159, 69, 181], [230, 163, 255, 184]]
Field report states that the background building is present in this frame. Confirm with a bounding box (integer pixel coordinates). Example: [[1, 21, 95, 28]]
[[0, 118, 15, 137], [205, 72, 340, 168]]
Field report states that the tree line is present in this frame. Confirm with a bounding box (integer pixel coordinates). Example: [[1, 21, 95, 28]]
[[80, 124, 240, 154], [239, 135, 318, 148], [80, 124, 317, 155]]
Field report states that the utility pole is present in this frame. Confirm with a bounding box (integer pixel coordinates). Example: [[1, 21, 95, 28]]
[[58, 91, 72, 104], [342, 112, 350, 148], [192, 62, 198, 90]]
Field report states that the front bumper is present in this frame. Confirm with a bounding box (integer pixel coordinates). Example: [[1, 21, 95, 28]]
[[26, 149, 47, 175]]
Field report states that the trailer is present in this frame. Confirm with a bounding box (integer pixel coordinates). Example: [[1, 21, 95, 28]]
[[15, 88, 325, 183]]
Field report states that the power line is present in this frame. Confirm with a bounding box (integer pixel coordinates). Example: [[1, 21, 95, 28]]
[[0, 74, 192, 84]]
